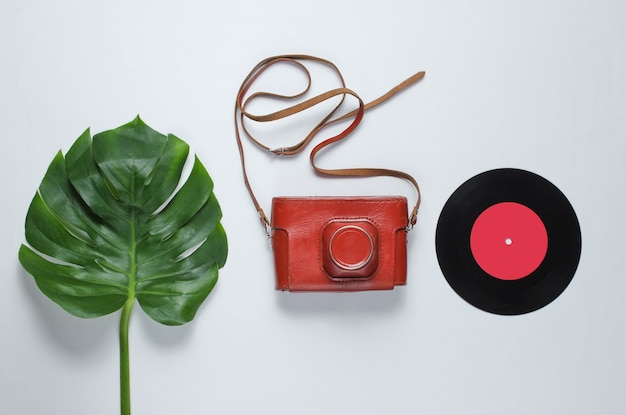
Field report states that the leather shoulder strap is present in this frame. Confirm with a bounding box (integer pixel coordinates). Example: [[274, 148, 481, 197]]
[[234, 55, 425, 234]]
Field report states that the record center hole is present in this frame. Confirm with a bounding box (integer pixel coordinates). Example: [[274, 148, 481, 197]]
[[505, 238, 513, 246]]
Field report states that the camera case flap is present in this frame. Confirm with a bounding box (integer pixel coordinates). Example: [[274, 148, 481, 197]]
[[271, 196, 408, 291]]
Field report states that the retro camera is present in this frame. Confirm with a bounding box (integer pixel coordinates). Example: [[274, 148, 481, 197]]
[[270, 196, 409, 291]]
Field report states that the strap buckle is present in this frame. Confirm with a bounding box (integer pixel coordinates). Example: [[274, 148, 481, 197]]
[[269, 147, 287, 157]]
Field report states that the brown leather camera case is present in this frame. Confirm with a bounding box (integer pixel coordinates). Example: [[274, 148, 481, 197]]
[[271, 196, 408, 291], [235, 55, 424, 292]]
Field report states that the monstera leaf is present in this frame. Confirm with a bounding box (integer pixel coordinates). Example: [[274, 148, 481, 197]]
[[18, 116, 227, 415]]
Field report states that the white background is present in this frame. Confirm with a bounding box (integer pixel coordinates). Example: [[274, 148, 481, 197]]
[[2, 1, 625, 414]]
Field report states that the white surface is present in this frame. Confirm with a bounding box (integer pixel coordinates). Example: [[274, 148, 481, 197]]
[[2, 1, 625, 414]]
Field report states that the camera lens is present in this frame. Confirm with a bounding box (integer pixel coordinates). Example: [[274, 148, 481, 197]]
[[329, 225, 374, 270], [322, 220, 379, 279]]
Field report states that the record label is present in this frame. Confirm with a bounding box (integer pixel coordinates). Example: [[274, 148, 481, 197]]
[[470, 202, 548, 281], [435, 168, 581, 315]]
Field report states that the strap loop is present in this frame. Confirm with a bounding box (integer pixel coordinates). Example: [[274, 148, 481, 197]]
[[234, 55, 425, 232]]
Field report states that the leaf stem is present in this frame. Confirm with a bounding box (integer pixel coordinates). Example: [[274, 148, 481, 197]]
[[121, 178, 138, 415], [119, 297, 134, 415]]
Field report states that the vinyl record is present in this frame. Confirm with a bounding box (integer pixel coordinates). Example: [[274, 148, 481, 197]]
[[435, 168, 581, 315]]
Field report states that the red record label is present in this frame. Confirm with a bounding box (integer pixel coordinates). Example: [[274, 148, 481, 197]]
[[470, 202, 548, 280]]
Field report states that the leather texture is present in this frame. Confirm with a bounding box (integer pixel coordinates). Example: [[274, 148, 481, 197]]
[[272, 196, 408, 291]]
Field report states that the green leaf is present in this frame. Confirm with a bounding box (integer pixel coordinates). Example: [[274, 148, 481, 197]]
[[19, 116, 228, 326]]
